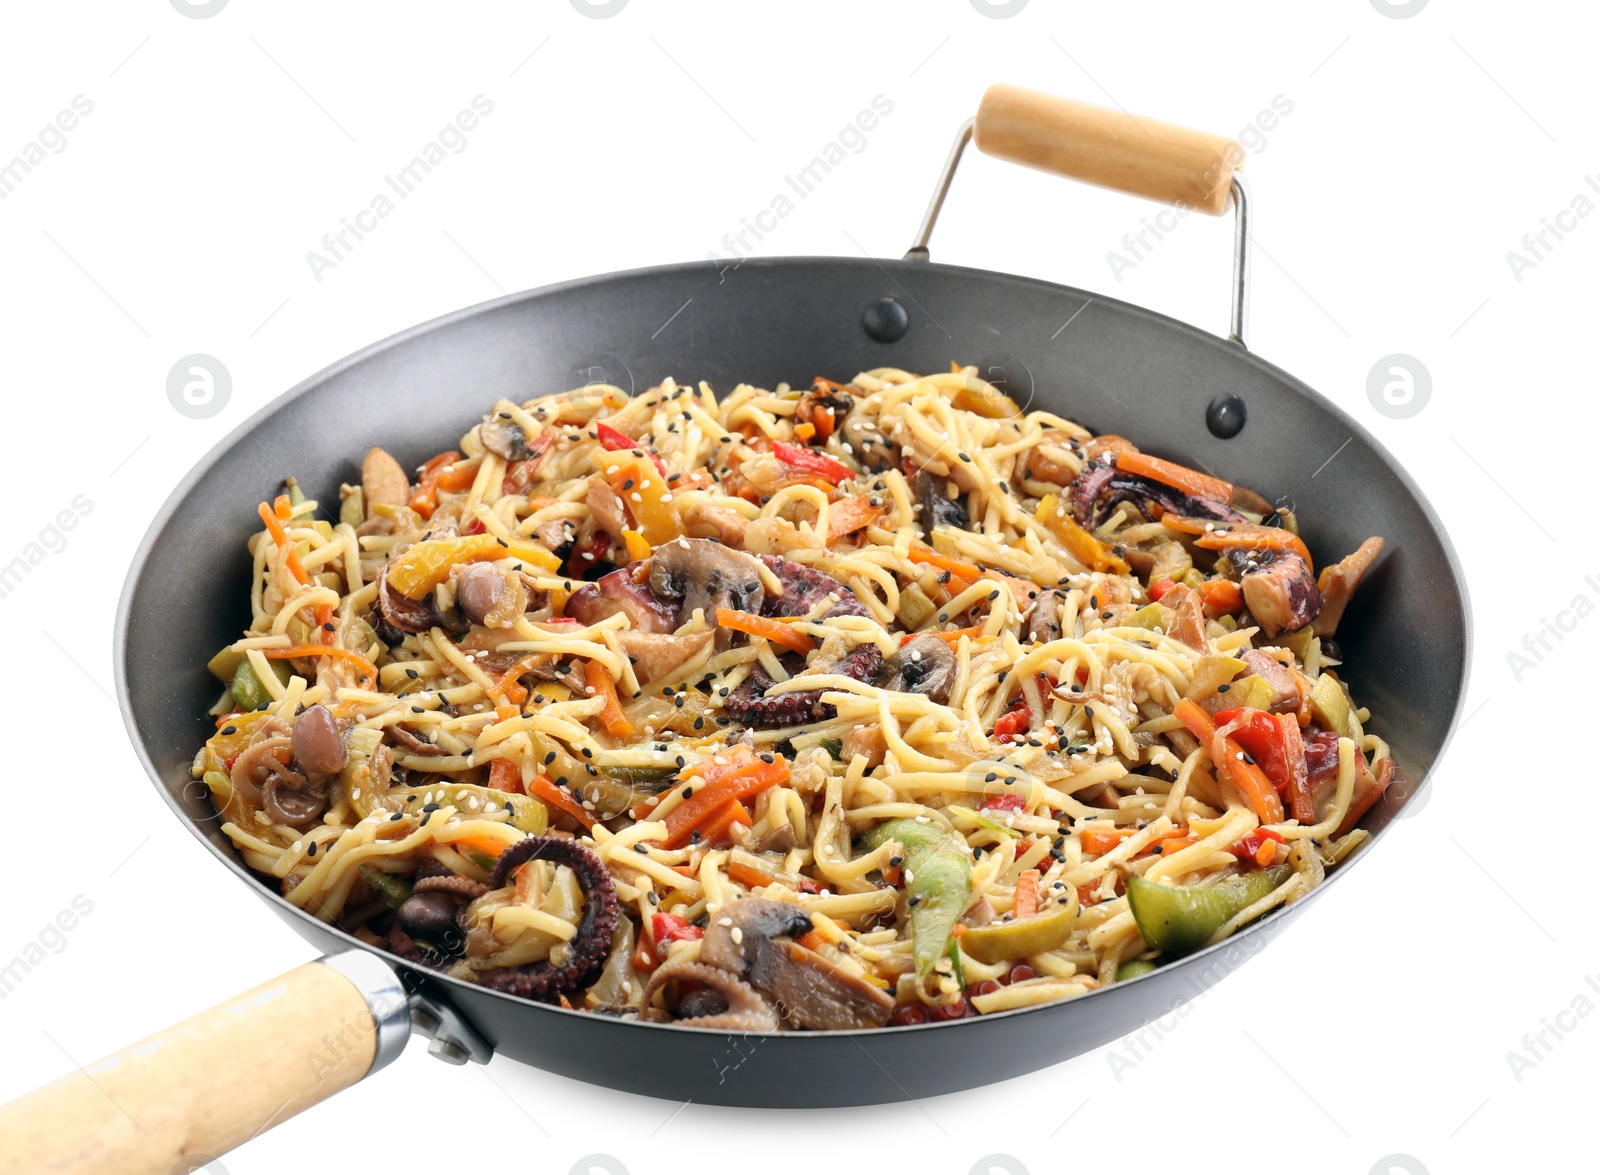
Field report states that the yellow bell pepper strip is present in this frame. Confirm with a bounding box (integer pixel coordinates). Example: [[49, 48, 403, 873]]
[[584, 658, 635, 739], [1034, 494, 1131, 574], [1114, 451, 1233, 506], [1174, 697, 1285, 824], [715, 608, 817, 656], [621, 529, 653, 563], [261, 643, 378, 690], [663, 747, 790, 849], [386, 533, 561, 600], [1163, 515, 1314, 573], [603, 453, 682, 546]]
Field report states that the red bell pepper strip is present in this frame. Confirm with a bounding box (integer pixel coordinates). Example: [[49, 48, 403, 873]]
[[597, 421, 668, 476], [993, 704, 1031, 742], [1229, 827, 1285, 867], [1174, 699, 1285, 824], [773, 440, 853, 484]]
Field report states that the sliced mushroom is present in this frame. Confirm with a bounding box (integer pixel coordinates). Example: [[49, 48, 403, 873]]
[[1238, 549, 1323, 638], [876, 634, 956, 704], [1312, 537, 1384, 638], [585, 478, 630, 547], [291, 704, 347, 775], [479, 416, 534, 462], [361, 447, 410, 515], [377, 572, 440, 636], [566, 564, 680, 634], [641, 960, 780, 1031], [840, 722, 888, 771], [699, 898, 893, 1030], [916, 471, 969, 537], [618, 628, 714, 689], [648, 538, 766, 650], [397, 891, 464, 940], [839, 411, 897, 473], [1024, 592, 1064, 644], [455, 562, 526, 628]]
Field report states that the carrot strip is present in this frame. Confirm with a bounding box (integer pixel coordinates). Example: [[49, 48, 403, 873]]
[[261, 643, 377, 689], [902, 625, 986, 649], [716, 608, 816, 656], [488, 757, 525, 795], [664, 749, 789, 849], [1115, 451, 1233, 505], [257, 502, 310, 587], [450, 832, 518, 861], [1175, 698, 1285, 824], [727, 860, 778, 890], [698, 800, 753, 847], [909, 546, 986, 582], [1078, 827, 1133, 855], [526, 773, 597, 830], [1015, 869, 1040, 919], [584, 659, 634, 739], [409, 450, 459, 518], [826, 495, 883, 544], [1164, 516, 1314, 571]]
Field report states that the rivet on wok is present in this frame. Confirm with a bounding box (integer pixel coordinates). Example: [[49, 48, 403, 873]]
[[1205, 393, 1246, 439], [862, 296, 909, 343]]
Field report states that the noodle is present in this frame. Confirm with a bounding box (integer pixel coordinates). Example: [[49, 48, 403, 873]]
[[191, 364, 1392, 1029]]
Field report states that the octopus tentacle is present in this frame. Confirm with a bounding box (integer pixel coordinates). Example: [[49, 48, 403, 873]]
[[640, 960, 781, 1031], [724, 641, 883, 729], [475, 837, 620, 1003], [412, 874, 489, 900]]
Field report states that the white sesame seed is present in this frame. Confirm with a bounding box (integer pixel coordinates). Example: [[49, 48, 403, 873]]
[[730, 926, 743, 945]]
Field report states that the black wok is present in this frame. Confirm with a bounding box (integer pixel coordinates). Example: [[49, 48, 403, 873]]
[[0, 85, 1469, 1173]]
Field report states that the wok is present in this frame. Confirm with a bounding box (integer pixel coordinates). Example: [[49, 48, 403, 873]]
[[0, 84, 1469, 1173]]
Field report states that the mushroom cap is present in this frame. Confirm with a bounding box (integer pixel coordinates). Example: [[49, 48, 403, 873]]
[[876, 634, 957, 704]]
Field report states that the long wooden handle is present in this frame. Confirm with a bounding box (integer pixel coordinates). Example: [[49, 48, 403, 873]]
[[0, 961, 387, 1175], [973, 83, 1243, 215]]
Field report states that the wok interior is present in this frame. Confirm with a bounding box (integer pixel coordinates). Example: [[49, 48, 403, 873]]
[[121, 256, 1466, 992]]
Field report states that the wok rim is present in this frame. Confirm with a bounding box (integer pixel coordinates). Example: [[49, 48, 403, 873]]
[[112, 254, 1474, 1045]]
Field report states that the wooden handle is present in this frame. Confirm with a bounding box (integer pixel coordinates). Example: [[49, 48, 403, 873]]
[[973, 83, 1243, 216], [0, 962, 380, 1175]]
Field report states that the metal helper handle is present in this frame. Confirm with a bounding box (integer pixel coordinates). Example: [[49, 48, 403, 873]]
[[906, 83, 1253, 348]]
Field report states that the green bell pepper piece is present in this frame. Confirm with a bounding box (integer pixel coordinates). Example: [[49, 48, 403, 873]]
[[861, 818, 971, 983], [1126, 865, 1291, 956]]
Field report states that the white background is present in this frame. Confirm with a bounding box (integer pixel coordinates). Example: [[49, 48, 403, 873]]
[[0, 2, 1587, 1173]]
